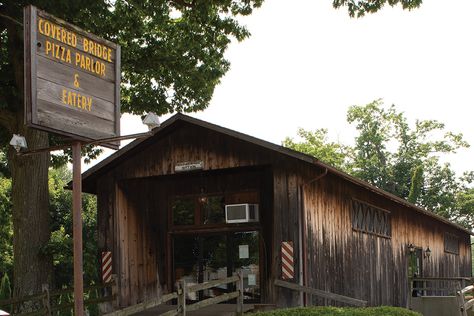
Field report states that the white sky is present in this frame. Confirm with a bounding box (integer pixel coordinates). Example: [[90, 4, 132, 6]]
[[86, 0, 474, 175]]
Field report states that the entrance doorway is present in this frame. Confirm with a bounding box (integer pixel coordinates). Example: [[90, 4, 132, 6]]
[[409, 247, 423, 297], [172, 231, 261, 303]]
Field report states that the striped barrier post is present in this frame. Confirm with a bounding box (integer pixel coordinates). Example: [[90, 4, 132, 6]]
[[102, 251, 112, 283], [281, 241, 294, 280]]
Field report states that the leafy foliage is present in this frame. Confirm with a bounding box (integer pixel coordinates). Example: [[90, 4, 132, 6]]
[[283, 100, 474, 229], [282, 128, 349, 171], [253, 306, 421, 316], [0, 273, 11, 301], [0, 166, 99, 289], [0, 177, 12, 279], [332, 0, 423, 18], [46, 166, 99, 288]]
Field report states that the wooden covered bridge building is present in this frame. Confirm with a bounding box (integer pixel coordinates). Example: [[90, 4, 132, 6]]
[[81, 114, 472, 309]]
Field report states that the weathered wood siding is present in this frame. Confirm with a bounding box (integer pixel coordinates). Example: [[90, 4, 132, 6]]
[[95, 123, 280, 306], [93, 120, 471, 309], [302, 172, 472, 307]]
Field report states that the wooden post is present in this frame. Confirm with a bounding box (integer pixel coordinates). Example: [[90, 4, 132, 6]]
[[41, 284, 51, 316], [177, 280, 187, 316], [457, 289, 467, 316], [237, 272, 244, 316], [72, 142, 84, 316], [110, 274, 118, 309]]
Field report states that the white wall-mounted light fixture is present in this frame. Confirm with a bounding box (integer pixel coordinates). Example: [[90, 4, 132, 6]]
[[9, 134, 27, 152], [142, 112, 160, 131]]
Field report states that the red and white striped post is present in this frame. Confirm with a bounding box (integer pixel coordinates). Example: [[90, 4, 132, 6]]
[[281, 241, 295, 280], [101, 251, 112, 283]]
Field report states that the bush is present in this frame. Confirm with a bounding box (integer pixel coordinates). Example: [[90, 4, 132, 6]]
[[251, 306, 422, 316]]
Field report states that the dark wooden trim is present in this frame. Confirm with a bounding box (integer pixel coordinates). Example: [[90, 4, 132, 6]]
[[170, 225, 262, 235], [352, 197, 391, 214]]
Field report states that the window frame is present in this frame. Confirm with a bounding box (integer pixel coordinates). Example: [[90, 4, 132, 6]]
[[444, 232, 460, 255], [351, 198, 392, 239]]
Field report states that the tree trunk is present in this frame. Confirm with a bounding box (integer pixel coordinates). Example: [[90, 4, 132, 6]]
[[8, 118, 52, 302], [2, 4, 53, 303]]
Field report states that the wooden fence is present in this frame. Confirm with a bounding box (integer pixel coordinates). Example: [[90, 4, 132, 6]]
[[104, 272, 244, 316], [274, 279, 367, 307], [0, 280, 115, 316], [409, 277, 472, 297], [457, 284, 474, 316]]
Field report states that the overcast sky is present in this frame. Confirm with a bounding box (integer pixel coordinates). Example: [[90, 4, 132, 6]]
[[87, 0, 474, 175]]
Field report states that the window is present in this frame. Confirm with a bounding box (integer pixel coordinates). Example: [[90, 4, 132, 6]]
[[444, 233, 459, 255], [201, 196, 226, 225], [171, 192, 259, 228], [351, 199, 391, 238], [172, 197, 195, 225]]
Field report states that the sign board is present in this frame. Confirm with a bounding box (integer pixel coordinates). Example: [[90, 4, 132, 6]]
[[175, 161, 204, 172], [24, 6, 120, 149]]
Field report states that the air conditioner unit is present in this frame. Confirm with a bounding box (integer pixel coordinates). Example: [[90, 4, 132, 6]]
[[225, 204, 259, 223]]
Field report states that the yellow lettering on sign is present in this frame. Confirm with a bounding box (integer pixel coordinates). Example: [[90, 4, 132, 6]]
[[44, 40, 71, 63], [74, 52, 106, 77], [83, 37, 112, 62], [38, 18, 77, 47], [61, 88, 93, 112]]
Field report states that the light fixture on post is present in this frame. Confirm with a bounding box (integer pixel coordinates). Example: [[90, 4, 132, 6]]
[[408, 243, 415, 254], [9, 134, 27, 152], [424, 247, 431, 259], [142, 112, 160, 131]]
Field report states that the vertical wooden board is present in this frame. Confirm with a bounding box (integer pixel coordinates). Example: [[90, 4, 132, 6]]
[[117, 184, 130, 307], [127, 189, 138, 305], [136, 189, 145, 301]]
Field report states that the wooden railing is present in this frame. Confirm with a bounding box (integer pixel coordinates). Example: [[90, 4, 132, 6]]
[[274, 279, 367, 307], [105, 272, 244, 316], [457, 284, 474, 316], [409, 277, 472, 297], [0, 281, 116, 316]]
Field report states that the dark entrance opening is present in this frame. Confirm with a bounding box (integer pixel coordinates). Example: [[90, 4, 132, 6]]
[[173, 231, 261, 303]]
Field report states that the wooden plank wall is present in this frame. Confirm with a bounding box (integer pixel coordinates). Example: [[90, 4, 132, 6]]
[[272, 167, 301, 307], [94, 122, 471, 309], [302, 172, 472, 307], [97, 176, 160, 307]]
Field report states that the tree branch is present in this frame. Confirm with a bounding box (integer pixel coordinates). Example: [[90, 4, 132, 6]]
[[0, 12, 23, 27]]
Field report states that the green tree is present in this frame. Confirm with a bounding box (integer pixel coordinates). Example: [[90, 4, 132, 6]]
[[282, 128, 349, 171], [332, 0, 423, 18], [0, 177, 12, 280], [0, 0, 262, 299], [47, 166, 99, 289], [284, 100, 474, 228]]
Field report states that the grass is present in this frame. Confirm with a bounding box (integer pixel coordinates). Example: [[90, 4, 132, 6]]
[[250, 306, 422, 316]]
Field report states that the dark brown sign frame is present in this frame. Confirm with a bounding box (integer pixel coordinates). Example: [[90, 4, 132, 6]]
[[24, 5, 120, 149]]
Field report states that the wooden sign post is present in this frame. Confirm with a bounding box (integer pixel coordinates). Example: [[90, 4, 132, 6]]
[[23, 6, 121, 316]]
